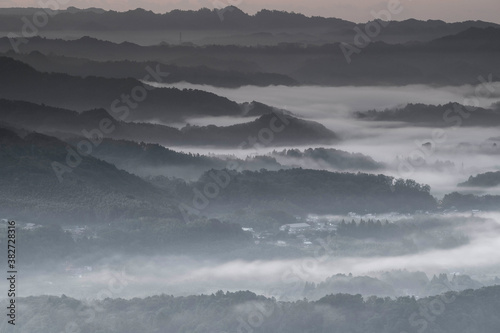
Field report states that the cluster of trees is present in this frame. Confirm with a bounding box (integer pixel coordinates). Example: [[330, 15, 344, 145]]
[[185, 169, 437, 215], [356, 103, 500, 127], [338, 219, 402, 238], [334, 217, 470, 252], [4, 286, 500, 332], [442, 192, 500, 210], [304, 271, 489, 300], [336, 218, 461, 237], [271, 147, 384, 171]]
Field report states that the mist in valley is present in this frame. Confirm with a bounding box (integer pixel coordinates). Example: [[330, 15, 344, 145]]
[[150, 83, 500, 196], [1, 5, 500, 333]]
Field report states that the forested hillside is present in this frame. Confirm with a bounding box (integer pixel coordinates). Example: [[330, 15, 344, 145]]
[[3, 286, 499, 333]]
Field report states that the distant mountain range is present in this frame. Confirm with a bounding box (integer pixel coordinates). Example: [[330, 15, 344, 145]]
[[2, 51, 297, 88], [0, 7, 498, 45], [0, 7, 105, 16], [1, 26, 499, 86]]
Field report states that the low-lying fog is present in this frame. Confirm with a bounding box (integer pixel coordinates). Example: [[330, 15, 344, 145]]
[[151, 82, 500, 114], [12, 212, 500, 301], [150, 82, 500, 197], [5, 83, 499, 303]]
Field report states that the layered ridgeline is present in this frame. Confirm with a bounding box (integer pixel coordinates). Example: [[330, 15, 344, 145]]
[[0, 56, 239, 122], [0, 125, 436, 222], [65, 137, 283, 179], [0, 99, 338, 146], [3, 51, 297, 88], [15, 118, 500, 218], [0, 57, 299, 122], [63, 141, 383, 179], [0, 7, 498, 45], [269, 148, 383, 171], [2, 286, 499, 333], [0, 125, 254, 251], [0, 27, 499, 86]]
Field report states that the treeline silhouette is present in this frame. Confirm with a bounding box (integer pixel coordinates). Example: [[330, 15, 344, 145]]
[[6, 286, 500, 333]]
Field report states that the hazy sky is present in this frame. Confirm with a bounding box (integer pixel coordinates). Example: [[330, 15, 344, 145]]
[[3, 0, 500, 23]]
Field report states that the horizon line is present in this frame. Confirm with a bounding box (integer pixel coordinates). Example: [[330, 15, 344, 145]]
[[0, 5, 499, 25]]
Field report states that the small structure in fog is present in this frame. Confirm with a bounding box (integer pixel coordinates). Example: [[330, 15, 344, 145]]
[[280, 222, 311, 234]]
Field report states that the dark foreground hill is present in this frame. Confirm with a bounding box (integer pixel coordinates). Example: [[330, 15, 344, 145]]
[[0, 126, 177, 222], [3, 286, 500, 333]]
